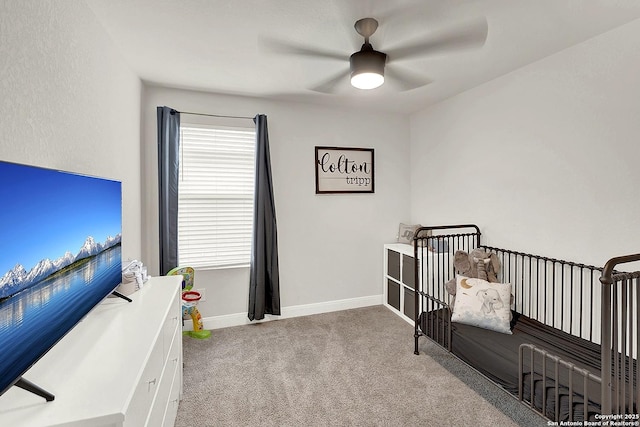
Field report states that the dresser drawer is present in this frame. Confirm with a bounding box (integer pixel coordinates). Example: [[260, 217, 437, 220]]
[[125, 332, 164, 427], [162, 296, 180, 358], [147, 326, 182, 427], [387, 250, 400, 281], [402, 254, 416, 289], [387, 279, 400, 310], [162, 356, 182, 427]]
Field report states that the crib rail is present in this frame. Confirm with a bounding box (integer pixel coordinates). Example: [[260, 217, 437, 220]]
[[600, 254, 640, 416], [519, 343, 601, 422], [481, 245, 603, 342]]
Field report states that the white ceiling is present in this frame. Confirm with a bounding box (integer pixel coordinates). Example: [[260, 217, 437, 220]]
[[85, 0, 640, 114]]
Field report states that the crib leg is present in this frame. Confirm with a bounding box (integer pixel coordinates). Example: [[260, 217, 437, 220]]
[[414, 333, 420, 355]]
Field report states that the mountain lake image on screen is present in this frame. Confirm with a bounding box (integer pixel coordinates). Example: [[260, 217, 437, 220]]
[[0, 160, 122, 398]]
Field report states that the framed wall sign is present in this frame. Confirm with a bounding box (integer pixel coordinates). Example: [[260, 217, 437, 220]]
[[315, 146, 375, 194]]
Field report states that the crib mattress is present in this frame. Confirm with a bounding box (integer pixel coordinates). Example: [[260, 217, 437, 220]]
[[421, 309, 604, 420], [451, 312, 600, 392]]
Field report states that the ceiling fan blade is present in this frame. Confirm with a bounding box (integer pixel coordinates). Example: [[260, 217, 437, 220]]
[[385, 66, 432, 92], [260, 37, 346, 61], [310, 69, 350, 94], [386, 16, 488, 62]]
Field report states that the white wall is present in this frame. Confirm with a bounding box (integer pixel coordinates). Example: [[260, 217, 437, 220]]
[[0, 0, 142, 260], [142, 85, 410, 319], [409, 18, 640, 267]]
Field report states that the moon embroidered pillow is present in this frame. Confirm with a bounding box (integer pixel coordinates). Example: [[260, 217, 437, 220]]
[[450, 275, 512, 334]]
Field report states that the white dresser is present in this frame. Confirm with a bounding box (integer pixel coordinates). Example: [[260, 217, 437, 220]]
[[0, 275, 183, 427]]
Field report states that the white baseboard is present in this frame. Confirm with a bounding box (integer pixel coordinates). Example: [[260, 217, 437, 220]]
[[183, 294, 383, 331]]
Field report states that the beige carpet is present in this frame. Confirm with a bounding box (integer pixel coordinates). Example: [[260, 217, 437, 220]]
[[176, 306, 546, 427]]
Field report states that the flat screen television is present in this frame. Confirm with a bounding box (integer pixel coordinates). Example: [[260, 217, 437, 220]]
[[0, 160, 123, 400]]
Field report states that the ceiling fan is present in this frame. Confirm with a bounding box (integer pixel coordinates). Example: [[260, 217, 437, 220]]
[[264, 15, 488, 93]]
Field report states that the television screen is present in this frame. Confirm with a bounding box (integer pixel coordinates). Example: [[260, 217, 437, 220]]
[[0, 160, 122, 398]]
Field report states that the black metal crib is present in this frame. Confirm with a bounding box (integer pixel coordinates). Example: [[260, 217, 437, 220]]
[[412, 224, 640, 422]]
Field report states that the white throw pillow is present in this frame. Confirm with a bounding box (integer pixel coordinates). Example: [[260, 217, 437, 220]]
[[450, 275, 512, 334]]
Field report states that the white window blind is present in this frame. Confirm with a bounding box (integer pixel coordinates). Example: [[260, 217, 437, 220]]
[[178, 124, 256, 269]]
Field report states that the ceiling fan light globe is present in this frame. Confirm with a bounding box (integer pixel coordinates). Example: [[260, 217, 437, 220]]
[[351, 72, 384, 90]]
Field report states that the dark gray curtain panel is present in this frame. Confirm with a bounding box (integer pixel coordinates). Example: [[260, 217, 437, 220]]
[[157, 106, 180, 275], [249, 114, 281, 320]]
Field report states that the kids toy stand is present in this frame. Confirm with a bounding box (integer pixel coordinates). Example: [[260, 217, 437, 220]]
[[167, 266, 211, 340], [181, 291, 211, 339]]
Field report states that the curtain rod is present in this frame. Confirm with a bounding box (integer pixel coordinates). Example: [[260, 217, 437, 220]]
[[177, 110, 254, 120]]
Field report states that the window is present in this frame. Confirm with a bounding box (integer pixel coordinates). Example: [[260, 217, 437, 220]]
[[178, 124, 256, 269]]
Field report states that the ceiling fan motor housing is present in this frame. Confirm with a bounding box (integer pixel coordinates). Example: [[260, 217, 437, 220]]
[[350, 47, 387, 89]]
